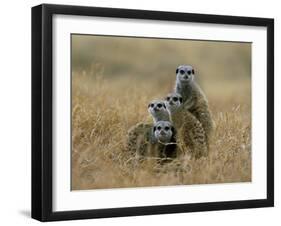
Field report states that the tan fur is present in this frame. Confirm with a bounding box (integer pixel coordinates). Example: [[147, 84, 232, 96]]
[[181, 84, 214, 147], [126, 122, 153, 158], [172, 109, 208, 159], [126, 122, 177, 162]]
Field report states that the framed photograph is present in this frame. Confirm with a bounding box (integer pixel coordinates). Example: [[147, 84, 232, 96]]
[[32, 4, 274, 221]]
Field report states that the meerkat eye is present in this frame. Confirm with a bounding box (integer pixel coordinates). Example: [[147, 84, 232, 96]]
[[150, 103, 154, 108], [187, 70, 191, 75], [192, 69, 195, 74], [179, 69, 185, 75], [157, 103, 162, 108], [157, 126, 161, 131], [173, 97, 178, 102], [164, 126, 170, 131]]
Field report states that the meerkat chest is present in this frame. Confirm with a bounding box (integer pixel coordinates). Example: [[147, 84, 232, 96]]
[[187, 86, 201, 106], [183, 97, 196, 112], [171, 111, 185, 130]]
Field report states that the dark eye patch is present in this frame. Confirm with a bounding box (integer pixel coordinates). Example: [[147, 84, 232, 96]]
[[179, 69, 185, 75], [150, 103, 154, 108], [187, 70, 191, 75], [179, 97, 183, 103], [172, 97, 178, 102], [164, 126, 170, 131], [157, 103, 162, 108], [157, 126, 161, 131]]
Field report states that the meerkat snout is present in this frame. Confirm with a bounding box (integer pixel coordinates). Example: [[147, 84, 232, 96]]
[[176, 65, 195, 83]]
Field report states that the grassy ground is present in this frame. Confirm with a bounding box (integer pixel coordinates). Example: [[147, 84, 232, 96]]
[[71, 67, 251, 190]]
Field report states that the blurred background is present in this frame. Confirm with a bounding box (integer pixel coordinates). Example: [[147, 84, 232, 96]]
[[72, 34, 251, 83]]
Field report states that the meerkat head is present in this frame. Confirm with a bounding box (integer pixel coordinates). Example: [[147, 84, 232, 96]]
[[148, 100, 170, 122], [153, 121, 175, 144], [165, 93, 183, 114], [176, 65, 195, 84]]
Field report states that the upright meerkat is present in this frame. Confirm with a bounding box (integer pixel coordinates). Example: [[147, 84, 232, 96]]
[[165, 93, 207, 158], [126, 100, 171, 158], [175, 65, 214, 146]]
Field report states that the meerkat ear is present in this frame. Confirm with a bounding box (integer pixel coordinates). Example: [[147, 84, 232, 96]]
[[179, 97, 183, 103], [163, 104, 166, 108], [153, 126, 156, 132], [176, 68, 179, 74], [147, 103, 150, 108], [192, 69, 195, 74]]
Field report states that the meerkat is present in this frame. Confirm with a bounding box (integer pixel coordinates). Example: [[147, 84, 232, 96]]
[[165, 92, 208, 159], [126, 100, 171, 158], [175, 65, 214, 146], [151, 120, 177, 161]]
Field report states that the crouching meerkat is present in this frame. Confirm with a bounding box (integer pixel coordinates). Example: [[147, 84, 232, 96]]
[[126, 100, 171, 158], [175, 65, 214, 146], [165, 93, 208, 159], [151, 120, 177, 160]]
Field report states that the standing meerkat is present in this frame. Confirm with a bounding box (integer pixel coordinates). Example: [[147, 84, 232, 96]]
[[165, 93, 208, 159], [175, 65, 214, 146], [126, 100, 171, 158]]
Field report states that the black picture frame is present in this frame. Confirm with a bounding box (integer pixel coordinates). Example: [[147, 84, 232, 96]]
[[31, 3, 274, 222]]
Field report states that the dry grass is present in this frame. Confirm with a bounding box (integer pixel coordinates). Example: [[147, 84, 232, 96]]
[[71, 68, 251, 190]]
